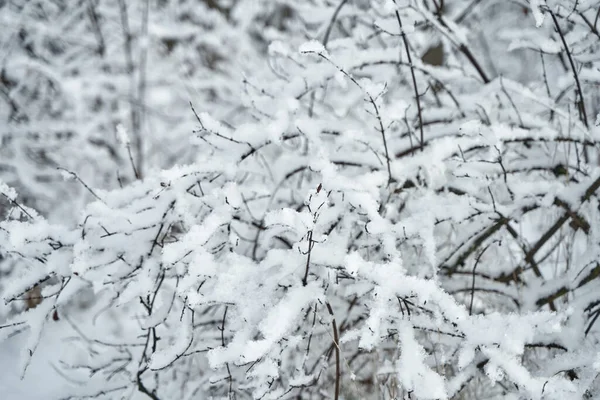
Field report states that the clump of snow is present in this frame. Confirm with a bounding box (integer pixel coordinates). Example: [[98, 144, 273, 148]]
[[115, 124, 130, 146], [299, 40, 325, 54], [530, 0, 547, 28]]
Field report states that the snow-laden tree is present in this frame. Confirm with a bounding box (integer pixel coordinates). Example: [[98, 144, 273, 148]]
[[3, 0, 600, 399]]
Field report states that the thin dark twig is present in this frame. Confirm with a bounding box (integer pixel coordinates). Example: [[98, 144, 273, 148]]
[[499, 76, 523, 127], [117, 0, 134, 75], [502, 173, 600, 283], [57, 167, 105, 203], [585, 308, 600, 336], [0, 192, 33, 219], [137, 369, 161, 400], [469, 243, 493, 315], [426, 8, 490, 83], [395, 7, 425, 151], [454, 0, 482, 23], [301, 52, 393, 184], [135, 0, 150, 178], [325, 302, 341, 400], [86, 0, 105, 56], [309, 0, 350, 117], [577, 11, 600, 39], [219, 306, 234, 398], [303, 230, 314, 286], [126, 142, 140, 180], [117, 0, 141, 180], [305, 303, 318, 358], [323, 0, 349, 46], [457, 43, 490, 83], [550, 11, 589, 129], [0, 321, 26, 330], [190, 101, 247, 146]]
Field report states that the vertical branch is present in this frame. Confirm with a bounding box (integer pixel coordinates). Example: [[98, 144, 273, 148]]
[[469, 243, 492, 315], [309, 0, 350, 117], [135, 271, 165, 400], [394, 7, 425, 152], [303, 230, 314, 286], [369, 90, 394, 185], [136, 0, 150, 178], [303, 186, 320, 287], [322, 0, 350, 46], [325, 302, 340, 400], [550, 11, 589, 129], [540, 53, 554, 120], [86, 0, 105, 57], [220, 306, 234, 398], [550, 10, 590, 164], [118, 0, 135, 78], [118, 0, 141, 179], [127, 141, 141, 180]]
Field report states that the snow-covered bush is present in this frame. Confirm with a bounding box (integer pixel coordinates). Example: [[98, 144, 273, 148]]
[[2, 0, 600, 399], [0, 0, 265, 318], [0, 0, 257, 218]]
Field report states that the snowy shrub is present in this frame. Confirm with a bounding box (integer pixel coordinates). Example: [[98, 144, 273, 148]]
[[0, 0, 262, 319], [2, 0, 600, 399]]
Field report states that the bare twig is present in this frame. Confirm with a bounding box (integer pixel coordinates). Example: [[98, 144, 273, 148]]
[[325, 302, 341, 400], [135, 0, 150, 178], [86, 0, 105, 56], [550, 11, 589, 129], [323, 0, 349, 46], [301, 51, 393, 184], [469, 243, 493, 315], [57, 167, 105, 203], [395, 7, 425, 151]]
